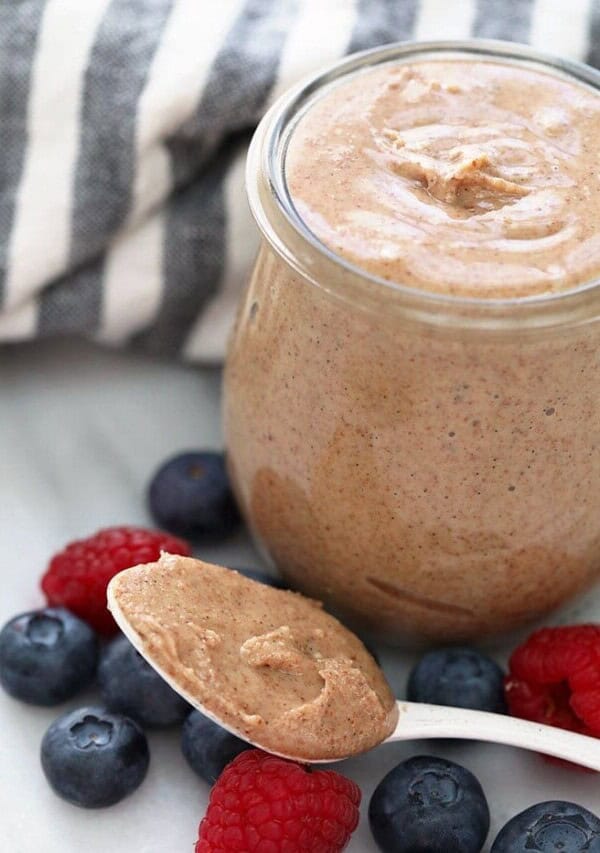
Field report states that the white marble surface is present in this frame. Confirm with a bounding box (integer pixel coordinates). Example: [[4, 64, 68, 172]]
[[1, 338, 599, 852]]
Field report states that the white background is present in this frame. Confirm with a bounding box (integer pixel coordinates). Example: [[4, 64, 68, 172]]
[[1, 339, 599, 852]]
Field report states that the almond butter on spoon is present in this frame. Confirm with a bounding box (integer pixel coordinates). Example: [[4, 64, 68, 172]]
[[107, 553, 397, 761], [107, 554, 600, 770]]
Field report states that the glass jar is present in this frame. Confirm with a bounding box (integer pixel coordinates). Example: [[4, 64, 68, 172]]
[[223, 41, 600, 643]]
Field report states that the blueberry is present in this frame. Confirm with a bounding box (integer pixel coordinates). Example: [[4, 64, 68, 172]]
[[181, 710, 249, 784], [41, 706, 149, 807], [148, 451, 240, 539], [407, 647, 506, 714], [231, 566, 288, 589], [491, 800, 600, 852], [98, 634, 189, 727], [369, 755, 490, 853], [0, 608, 98, 705]]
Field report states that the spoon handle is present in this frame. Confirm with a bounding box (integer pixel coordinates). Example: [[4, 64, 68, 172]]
[[388, 701, 600, 771]]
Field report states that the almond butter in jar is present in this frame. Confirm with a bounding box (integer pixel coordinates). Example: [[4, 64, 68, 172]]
[[223, 41, 600, 643]]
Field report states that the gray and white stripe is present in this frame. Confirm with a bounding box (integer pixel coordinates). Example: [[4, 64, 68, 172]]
[[349, 0, 420, 53], [0, 0, 598, 360], [473, 0, 535, 42], [0, 0, 48, 313], [98, 0, 246, 345], [131, 0, 298, 356], [6, 0, 112, 318]]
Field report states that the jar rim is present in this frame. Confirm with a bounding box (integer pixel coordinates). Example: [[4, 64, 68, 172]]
[[247, 39, 600, 332]]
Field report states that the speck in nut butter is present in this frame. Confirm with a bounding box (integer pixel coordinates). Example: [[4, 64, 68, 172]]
[[224, 43, 600, 643]]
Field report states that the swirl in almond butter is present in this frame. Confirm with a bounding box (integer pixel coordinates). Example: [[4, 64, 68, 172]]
[[286, 60, 600, 297]]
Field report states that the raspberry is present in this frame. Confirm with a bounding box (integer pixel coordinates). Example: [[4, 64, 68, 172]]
[[41, 527, 191, 635], [196, 749, 361, 853], [505, 625, 600, 749]]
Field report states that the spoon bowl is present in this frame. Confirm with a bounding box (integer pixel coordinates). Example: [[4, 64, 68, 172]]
[[107, 554, 398, 762]]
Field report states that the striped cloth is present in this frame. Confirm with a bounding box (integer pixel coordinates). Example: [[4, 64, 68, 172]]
[[0, 0, 598, 362]]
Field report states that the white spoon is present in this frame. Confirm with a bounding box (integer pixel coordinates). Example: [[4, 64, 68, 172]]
[[107, 557, 600, 771], [387, 701, 600, 771], [109, 587, 600, 770]]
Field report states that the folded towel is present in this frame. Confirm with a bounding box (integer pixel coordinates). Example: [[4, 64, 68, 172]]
[[0, 0, 597, 361]]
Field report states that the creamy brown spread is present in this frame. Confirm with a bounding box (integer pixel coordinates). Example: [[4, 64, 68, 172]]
[[223, 53, 600, 644], [107, 554, 398, 760], [286, 59, 600, 297]]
